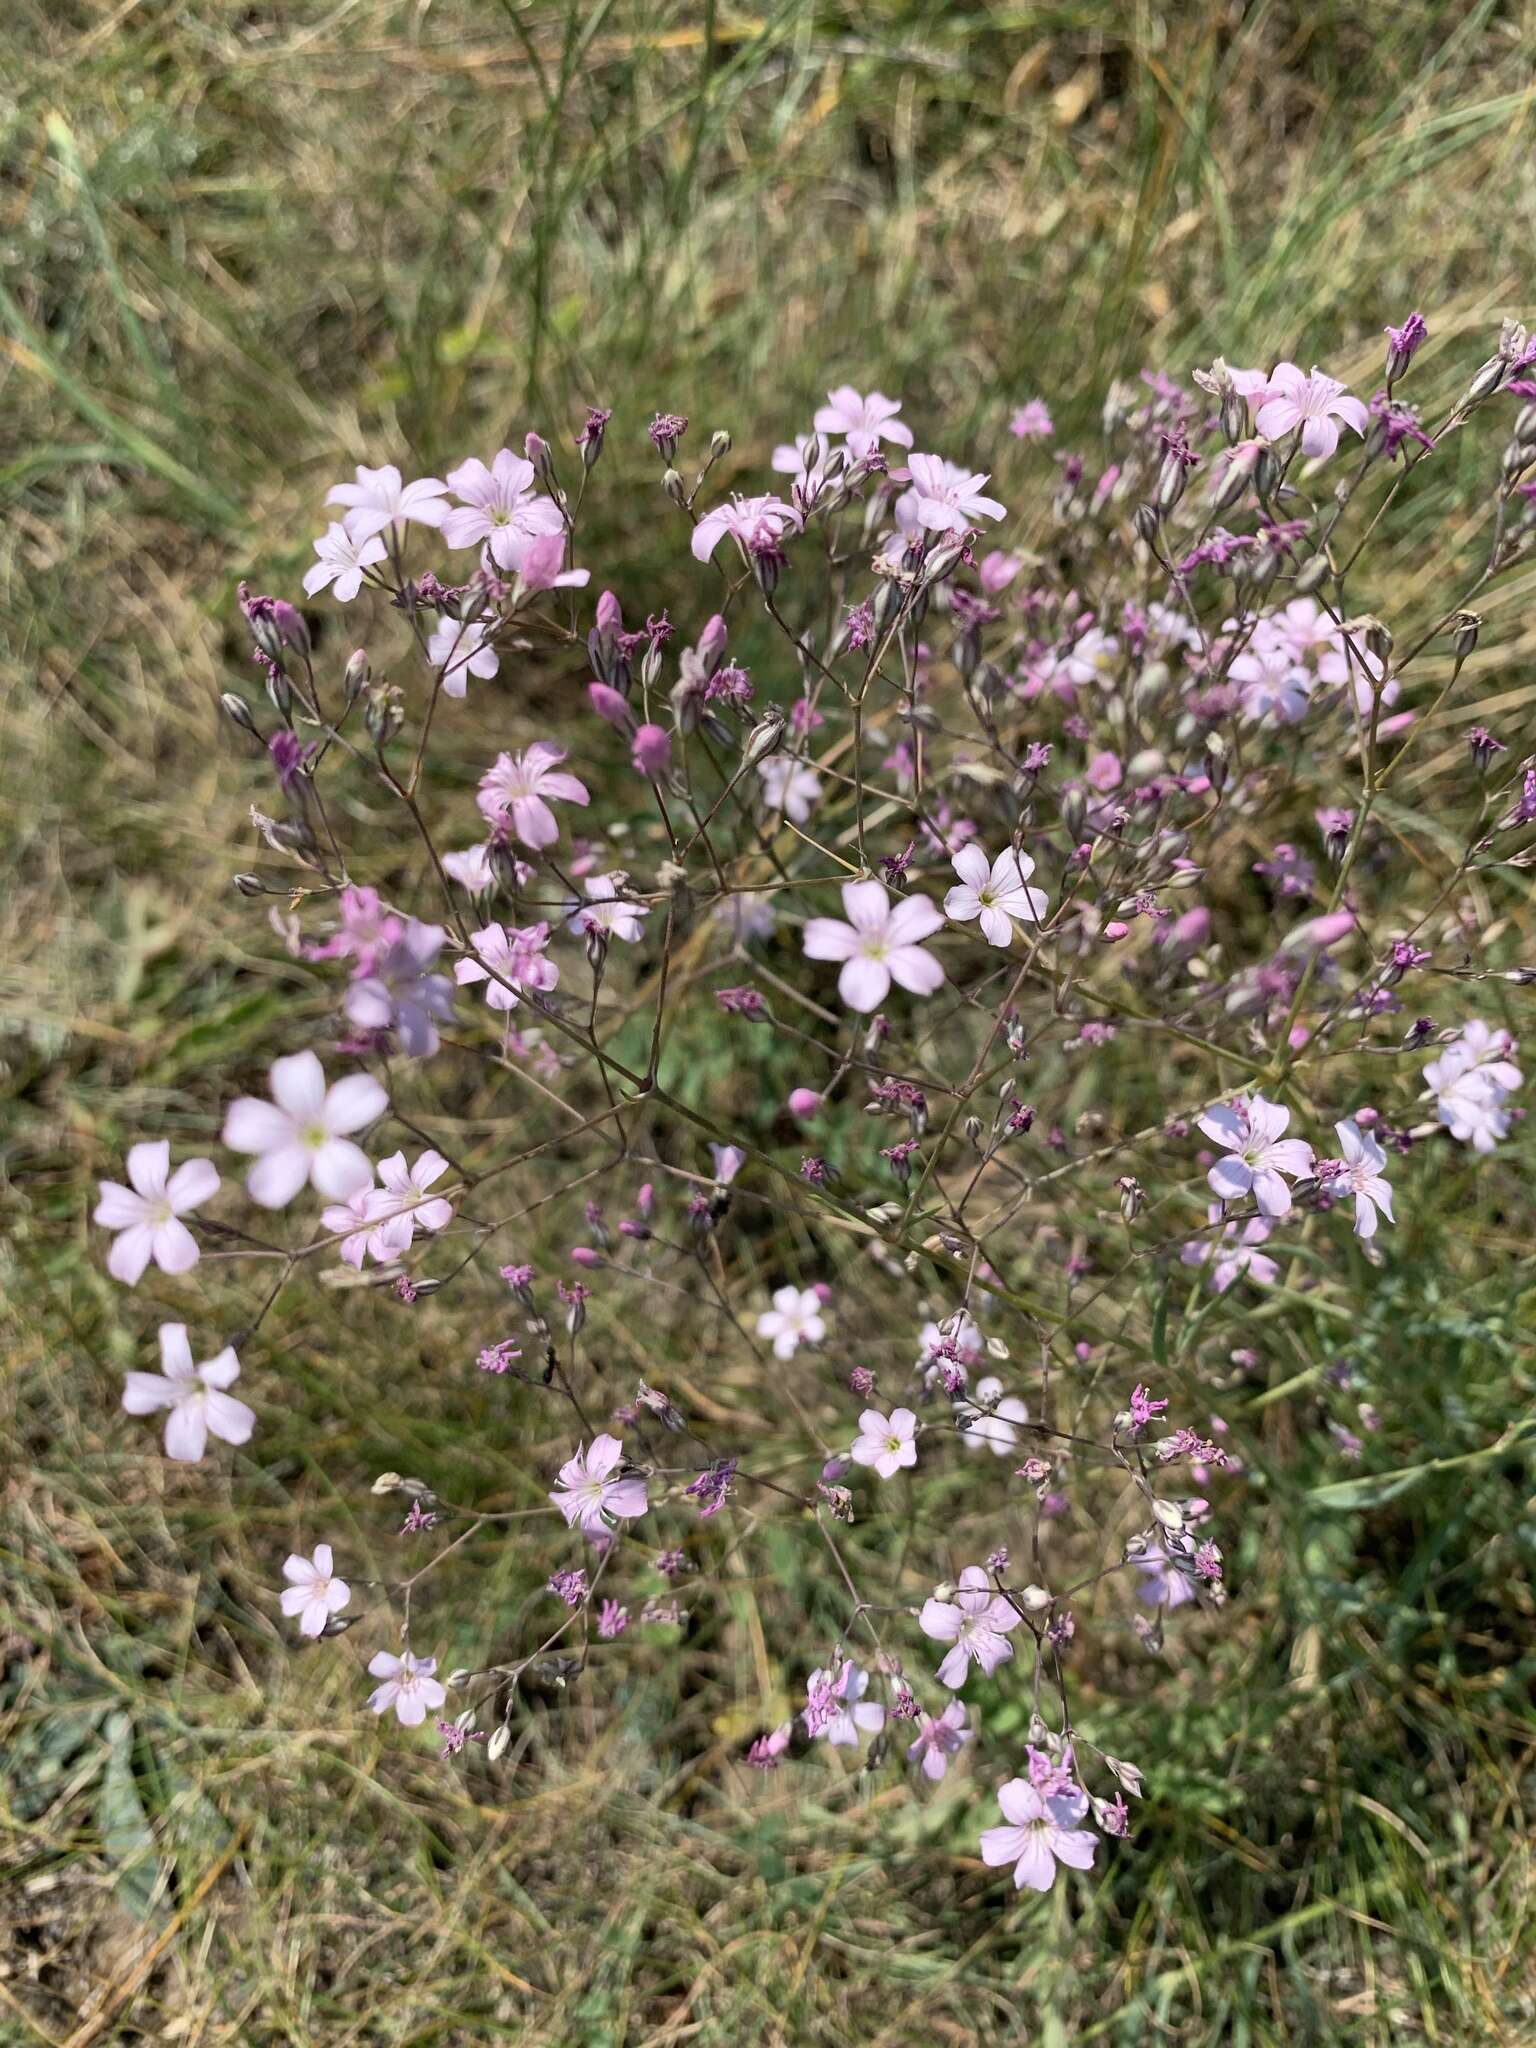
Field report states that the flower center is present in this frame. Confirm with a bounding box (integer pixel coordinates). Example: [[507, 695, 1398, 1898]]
[[303, 1120, 329, 1150]]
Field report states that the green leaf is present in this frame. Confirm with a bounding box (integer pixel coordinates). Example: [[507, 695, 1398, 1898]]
[[98, 1713, 165, 1925]]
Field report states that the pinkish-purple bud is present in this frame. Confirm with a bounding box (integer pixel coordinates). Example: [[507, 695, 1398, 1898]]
[[788, 1088, 822, 1118], [696, 613, 729, 676], [636, 1181, 655, 1218], [569, 1245, 601, 1268], [812, 1282, 832, 1304], [631, 723, 673, 779], [596, 589, 623, 637], [1103, 920, 1130, 942], [588, 682, 635, 734]]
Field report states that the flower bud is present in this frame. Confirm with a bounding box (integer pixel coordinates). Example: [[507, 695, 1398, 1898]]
[[1294, 552, 1331, 596], [630, 723, 673, 779], [1133, 503, 1162, 546], [343, 648, 371, 700], [1450, 610, 1482, 663], [663, 468, 687, 506], [710, 429, 731, 459], [221, 692, 261, 737], [486, 1723, 511, 1763]]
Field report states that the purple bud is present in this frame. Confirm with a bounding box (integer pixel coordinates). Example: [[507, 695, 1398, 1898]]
[[588, 682, 635, 734], [630, 723, 673, 779]]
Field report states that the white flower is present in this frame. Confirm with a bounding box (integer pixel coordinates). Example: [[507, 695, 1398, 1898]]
[[850, 1406, 919, 1479], [956, 1375, 1029, 1456], [280, 1544, 351, 1637], [367, 1649, 447, 1727], [223, 1051, 387, 1209], [94, 1140, 220, 1286], [122, 1324, 255, 1464], [426, 614, 499, 696], [1332, 1119, 1394, 1239], [756, 1285, 826, 1359], [1196, 1095, 1314, 1219], [567, 873, 649, 944], [943, 845, 1048, 947], [302, 521, 388, 601], [757, 756, 822, 824]]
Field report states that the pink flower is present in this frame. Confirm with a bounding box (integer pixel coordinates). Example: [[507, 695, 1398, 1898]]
[[630, 723, 673, 779], [1254, 363, 1369, 462], [280, 1543, 351, 1637], [320, 1184, 412, 1269], [956, 1376, 1029, 1455], [907, 1699, 973, 1781], [566, 873, 649, 944], [367, 1649, 447, 1726], [803, 1659, 885, 1746], [1196, 1094, 1314, 1218], [477, 743, 590, 848], [1181, 1204, 1277, 1292], [122, 1323, 255, 1463], [690, 493, 801, 564], [758, 755, 822, 824], [325, 464, 450, 540], [1009, 400, 1054, 440], [223, 1051, 387, 1208], [426, 615, 499, 695], [919, 1565, 1020, 1688], [812, 386, 914, 459], [898, 453, 1006, 535], [94, 1141, 220, 1286], [549, 1433, 649, 1535], [803, 878, 945, 1012], [850, 1405, 919, 1479], [303, 522, 387, 601], [1134, 1542, 1197, 1609], [442, 843, 497, 896], [441, 449, 564, 567], [375, 1149, 454, 1238], [454, 920, 560, 1010], [1332, 1119, 1395, 1238], [504, 527, 589, 590], [756, 1285, 826, 1359], [943, 844, 1048, 947], [980, 1777, 1098, 1892]]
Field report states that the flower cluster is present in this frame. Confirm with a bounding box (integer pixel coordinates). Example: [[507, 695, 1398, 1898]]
[[94, 326, 1536, 1895]]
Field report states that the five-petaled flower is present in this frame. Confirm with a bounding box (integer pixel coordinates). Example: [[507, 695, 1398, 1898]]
[[980, 1775, 1098, 1893], [812, 386, 914, 460], [1254, 363, 1369, 462], [303, 521, 388, 601], [898, 453, 1006, 534], [756, 1285, 827, 1359], [123, 1323, 255, 1463], [850, 1405, 919, 1479], [803, 1659, 885, 1746], [1197, 1094, 1314, 1218], [455, 921, 560, 1010], [803, 878, 946, 1013], [943, 844, 1049, 947], [441, 448, 564, 567], [280, 1543, 351, 1637], [223, 1051, 387, 1208], [920, 1565, 1020, 1689], [690, 493, 801, 564], [549, 1433, 649, 1536], [325, 463, 449, 539], [367, 1649, 447, 1726], [907, 1699, 973, 1781], [477, 743, 591, 848], [94, 1140, 220, 1286], [1330, 1118, 1395, 1238], [426, 614, 500, 694]]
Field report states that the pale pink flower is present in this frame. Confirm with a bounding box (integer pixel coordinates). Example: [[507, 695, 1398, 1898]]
[[803, 878, 945, 1012], [426, 614, 499, 695], [303, 521, 388, 601], [1231, 636, 1312, 724], [367, 1648, 447, 1726], [325, 464, 450, 540], [1197, 1094, 1314, 1218], [1254, 363, 1369, 462], [850, 1405, 919, 1479], [94, 1141, 219, 1286], [566, 873, 649, 944], [549, 1433, 649, 1535], [956, 1376, 1029, 1456], [1332, 1119, 1395, 1239], [442, 843, 498, 895], [920, 1565, 1020, 1689], [907, 1699, 973, 1781], [123, 1323, 254, 1463], [898, 453, 1006, 535], [1425, 1022, 1522, 1152], [917, 1309, 982, 1386], [454, 920, 559, 1010], [943, 844, 1048, 946], [690, 493, 801, 564], [803, 1659, 885, 1747], [980, 1777, 1098, 1892], [280, 1543, 351, 1637], [757, 755, 822, 824], [812, 386, 914, 459], [477, 743, 590, 848], [504, 527, 589, 590], [1180, 1204, 1277, 1292], [756, 1285, 826, 1359], [441, 449, 563, 567], [1009, 400, 1054, 440], [1134, 1542, 1197, 1609], [375, 1149, 455, 1240], [320, 1184, 412, 1269], [223, 1051, 387, 1208]]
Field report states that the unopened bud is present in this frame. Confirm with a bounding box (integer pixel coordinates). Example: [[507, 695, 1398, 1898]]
[[663, 468, 687, 506], [1294, 552, 1331, 595], [1133, 502, 1162, 546], [1450, 611, 1482, 662], [710, 429, 731, 459], [486, 1723, 511, 1763], [221, 692, 260, 737], [1117, 1175, 1144, 1222], [231, 872, 267, 896], [343, 649, 371, 700]]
